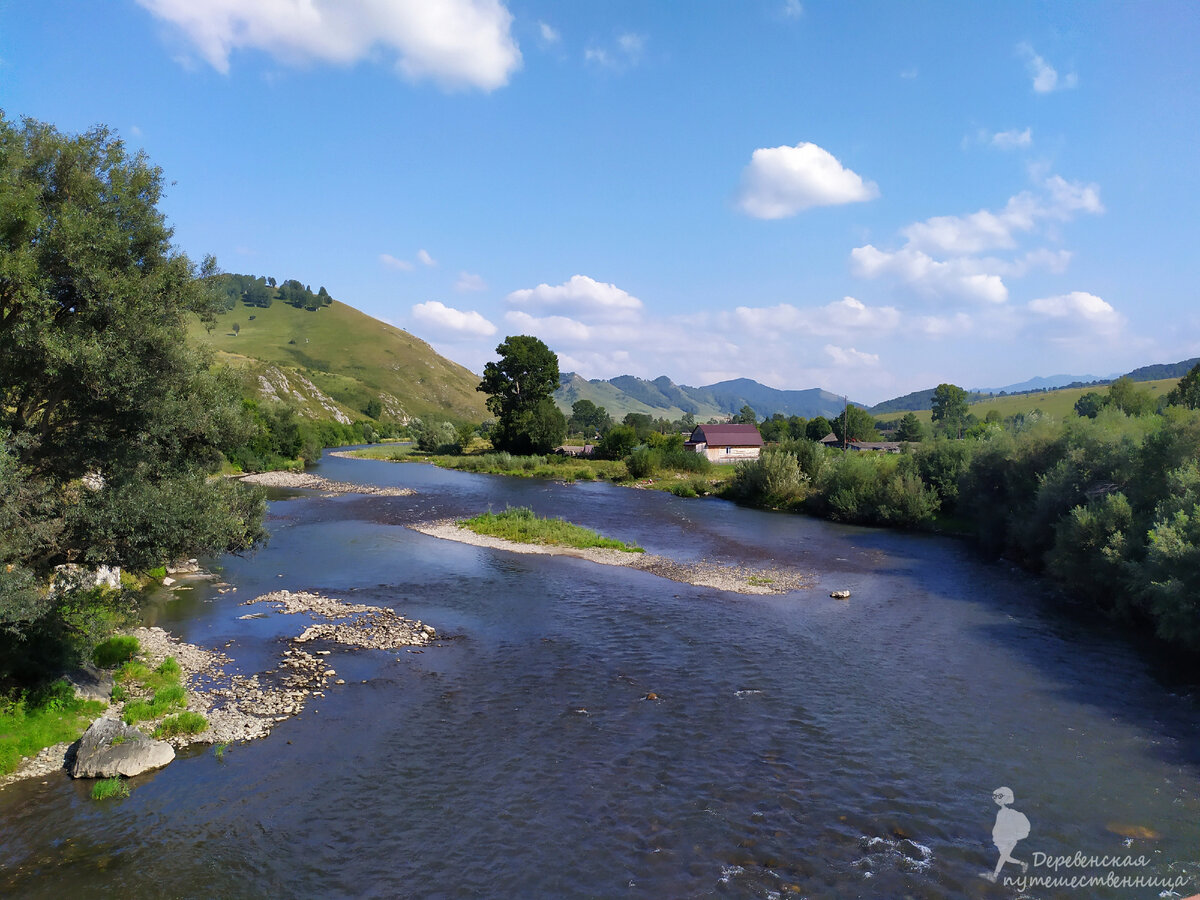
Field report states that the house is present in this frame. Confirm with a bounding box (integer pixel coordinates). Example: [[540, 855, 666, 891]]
[[818, 432, 901, 453], [684, 423, 764, 463]]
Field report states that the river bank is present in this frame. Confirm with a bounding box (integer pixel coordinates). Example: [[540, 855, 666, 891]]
[[411, 519, 812, 595], [238, 470, 415, 496], [0, 590, 437, 789]]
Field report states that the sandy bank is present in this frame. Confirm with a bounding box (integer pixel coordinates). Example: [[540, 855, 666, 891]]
[[411, 520, 811, 596], [238, 471, 414, 496]]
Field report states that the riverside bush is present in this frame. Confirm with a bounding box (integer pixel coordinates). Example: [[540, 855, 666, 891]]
[[153, 711, 208, 739], [0, 682, 106, 775], [460, 507, 643, 552], [92, 635, 140, 668]]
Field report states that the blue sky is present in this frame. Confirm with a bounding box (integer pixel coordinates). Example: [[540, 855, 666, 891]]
[[2, 1, 1198, 403]]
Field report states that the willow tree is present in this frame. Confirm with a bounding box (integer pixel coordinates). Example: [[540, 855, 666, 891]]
[[0, 115, 265, 657]]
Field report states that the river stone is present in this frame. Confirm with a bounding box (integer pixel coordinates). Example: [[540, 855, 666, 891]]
[[66, 664, 114, 703], [70, 717, 175, 778]]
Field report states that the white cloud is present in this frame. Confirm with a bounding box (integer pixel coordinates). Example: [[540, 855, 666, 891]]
[[455, 272, 487, 292], [851, 245, 1009, 305], [585, 32, 646, 69], [411, 300, 496, 338], [506, 274, 643, 322], [380, 253, 414, 271], [914, 313, 974, 337], [417, 248, 437, 267], [734, 296, 901, 336], [900, 67, 918, 80], [136, 0, 522, 91], [824, 345, 880, 367], [782, 0, 804, 19], [736, 142, 879, 219], [504, 310, 592, 344], [538, 21, 560, 45], [991, 127, 1032, 149], [899, 175, 1102, 256], [1027, 291, 1122, 335], [1017, 42, 1077, 93]]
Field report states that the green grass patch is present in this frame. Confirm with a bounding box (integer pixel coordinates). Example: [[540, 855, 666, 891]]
[[90, 777, 130, 800], [459, 506, 643, 553], [153, 711, 208, 739], [116, 656, 188, 725], [214, 741, 230, 760], [92, 635, 140, 668], [0, 681, 107, 776]]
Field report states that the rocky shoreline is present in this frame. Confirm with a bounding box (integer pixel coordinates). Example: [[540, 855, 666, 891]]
[[238, 470, 414, 496], [1, 590, 437, 789], [411, 520, 812, 595]]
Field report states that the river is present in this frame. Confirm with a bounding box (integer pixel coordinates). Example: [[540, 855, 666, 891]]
[[2, 452, 1199, 898]]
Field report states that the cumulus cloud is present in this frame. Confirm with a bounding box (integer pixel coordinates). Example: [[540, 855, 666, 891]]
[[1018, 42, 1077, 93], [417, 248, 437, 267], [734, 296, 901, 336], [411, 300, 496, 338], [538, 21, 560, 45], [736, 142, 879, 219], [136, 0, 522, 91], [899, 177, 1101, 258], [504, 310, 593, 344], [1027, 291, 1122, 336], [506, 274, 643, 322], [380, 253, 414, 271], [455, 272, 487, 292], [851, 245, 1009, 305]]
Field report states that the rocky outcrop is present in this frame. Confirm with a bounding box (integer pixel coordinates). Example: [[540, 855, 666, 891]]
[[70, 717, 175, 779], [66, 664, 114, 703]]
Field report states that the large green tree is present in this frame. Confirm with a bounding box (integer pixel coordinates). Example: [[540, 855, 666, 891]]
[[478, 335, 565, 453], [931, 383, 969, 436], [1166, 362, 1200, 410], [0, 115, 266, 644], [830, 404, 877, 442]]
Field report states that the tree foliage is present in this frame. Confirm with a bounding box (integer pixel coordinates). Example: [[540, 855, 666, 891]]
[[930, 383, 969, 435], [0, 115, 266, 649], [478, 336, 564, 453], [830, 404, 877, 442], [1166, 361, 1200, 410]]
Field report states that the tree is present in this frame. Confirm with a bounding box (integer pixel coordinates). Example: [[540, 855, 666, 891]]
[[733, 404, 758, 425], [622, 413, 654, 440], [232, 322, 240, 336], [478, 335, 563, 453], [830, 404, 877, 443], [568, 399, 610, 436], [0, 116, 266, 650], [931, 383, 969, 436], [363, 398, 383, 420], [896, 412, 924, 442], [1074, 392, 1105, 418], [805, 416, 832, 441], [1107, 376, 1155, 416], [1166, 362, 1200, 410]]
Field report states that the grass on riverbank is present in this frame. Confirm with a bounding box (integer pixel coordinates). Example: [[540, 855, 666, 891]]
[[0, 681, 107, 776], [459, 507, 644, 553], [90, 776, 130, 800], [116, 657, 190, 725]]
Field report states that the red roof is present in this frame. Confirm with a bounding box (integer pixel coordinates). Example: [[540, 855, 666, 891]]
[[686, 424, 764, 447]]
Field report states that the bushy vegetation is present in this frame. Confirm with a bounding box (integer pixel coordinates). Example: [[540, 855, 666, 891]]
[[460, 507, 643, 553], [117, 657, 188, 725], [92, 636, 140, 669], [0, 680, 107, 775], [153, 711, 208, 739]]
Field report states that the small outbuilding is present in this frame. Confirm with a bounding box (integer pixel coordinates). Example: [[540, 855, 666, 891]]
[[684, 423, 764, 463]]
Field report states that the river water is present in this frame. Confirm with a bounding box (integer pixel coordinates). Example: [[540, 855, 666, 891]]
[[3, 452, 1200, 898]]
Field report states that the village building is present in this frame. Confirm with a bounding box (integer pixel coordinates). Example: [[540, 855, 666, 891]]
[[818, 431, 902, 453], [684, 423, 764, 463]]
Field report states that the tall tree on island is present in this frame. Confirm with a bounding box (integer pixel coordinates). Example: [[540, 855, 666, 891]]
[[0, 115, 266, 671], [477, 335, 566, 454], [931, 383, 969, 437]]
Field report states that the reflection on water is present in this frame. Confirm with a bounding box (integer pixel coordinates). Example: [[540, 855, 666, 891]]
[[2, 452, 1199, 898]]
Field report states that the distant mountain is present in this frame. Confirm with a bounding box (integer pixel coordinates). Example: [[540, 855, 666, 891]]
[[1124, 357, 1200, 382], [555, 374, 859, 421], [973, 373, 1112, 394], [870, 388, 987, 415]]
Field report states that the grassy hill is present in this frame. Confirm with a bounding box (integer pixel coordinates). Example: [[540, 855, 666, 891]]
[[877, 378, 1181, 423], [189, 298, 488, 424]]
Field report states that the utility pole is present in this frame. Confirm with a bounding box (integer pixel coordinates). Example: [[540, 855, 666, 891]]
[[842, 396, 848, 451]]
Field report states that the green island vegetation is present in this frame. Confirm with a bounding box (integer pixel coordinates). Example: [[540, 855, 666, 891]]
[[0, 115, 258, 771], [90, 776, 130, 801], [460, 507, 643, 553]]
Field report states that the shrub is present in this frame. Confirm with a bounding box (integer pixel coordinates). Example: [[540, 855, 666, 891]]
[[625, 448, 658, 479], [92, 636, 140, 668]]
